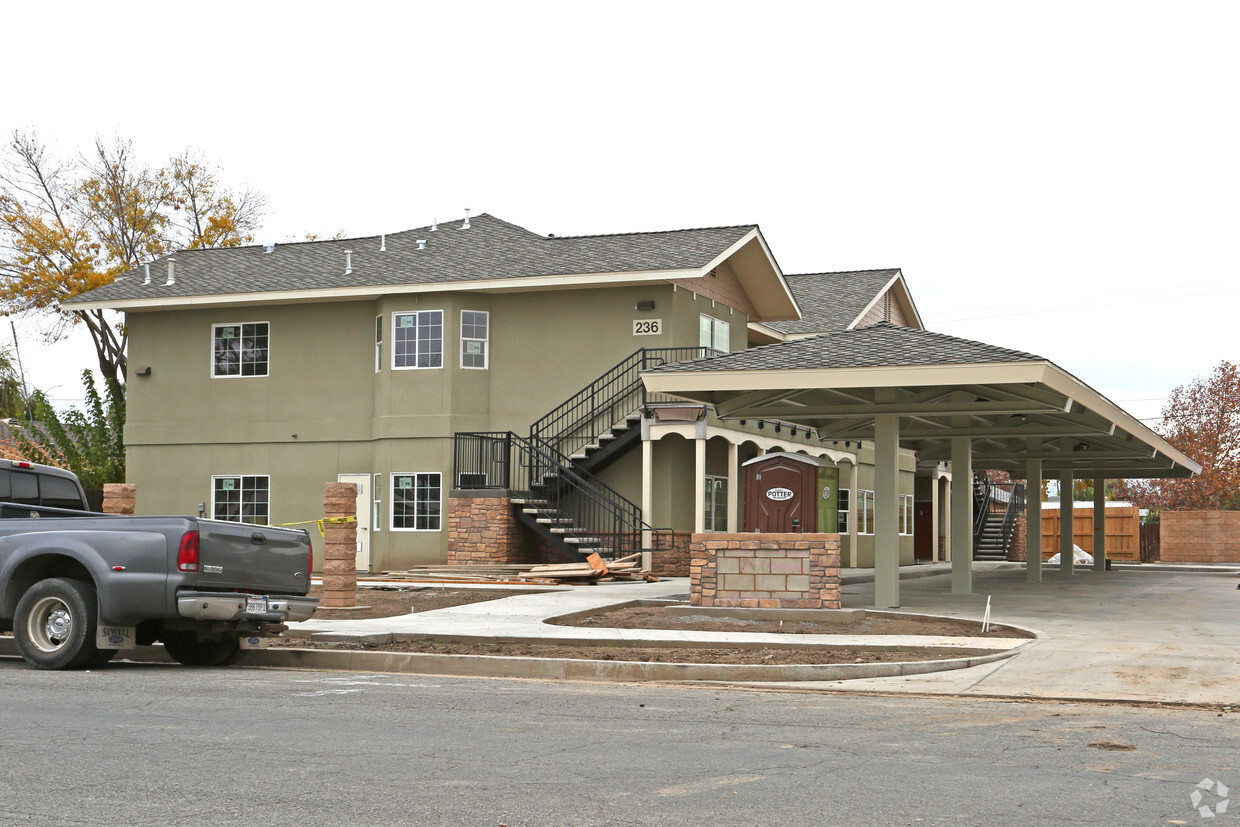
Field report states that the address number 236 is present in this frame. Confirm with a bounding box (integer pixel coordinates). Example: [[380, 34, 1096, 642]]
[[633, 319, 662, 336]]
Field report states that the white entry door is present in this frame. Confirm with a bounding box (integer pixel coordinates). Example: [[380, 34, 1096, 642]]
[[337, 474, 371, 571]]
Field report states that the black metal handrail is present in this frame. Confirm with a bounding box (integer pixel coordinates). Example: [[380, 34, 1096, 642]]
[[454, 431, 673, 557], [529, 347, 720, 460], [972, 472, 993, 544]]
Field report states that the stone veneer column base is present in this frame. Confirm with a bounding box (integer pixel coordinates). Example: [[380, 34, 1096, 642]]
[[690, 533, 841, 609], [322, 482, 358, 608], [446, 489, 578, 566]]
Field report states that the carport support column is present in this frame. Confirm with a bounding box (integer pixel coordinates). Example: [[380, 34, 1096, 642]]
[[874, 407, 900, 608], [929, 471, 940, 562], [1060, 469, 1074, 576], [950, 437, 973, 594], [1093, 478, 1107, 572], [1025, 456, 1042, 583]]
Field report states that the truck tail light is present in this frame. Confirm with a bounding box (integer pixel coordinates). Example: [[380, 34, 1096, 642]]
[[305, 541, 314, 579], [177, 531, 200, 572]]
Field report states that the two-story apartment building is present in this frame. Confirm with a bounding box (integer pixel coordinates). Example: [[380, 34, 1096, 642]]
[[66, 214, 933, 573]]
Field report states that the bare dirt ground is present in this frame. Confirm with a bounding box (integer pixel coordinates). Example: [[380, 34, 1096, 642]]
[[308, 586, 538, 619], [549, 605, 1035, 639], [278, 587, 1015, 665], [271, 637, 980, 665]]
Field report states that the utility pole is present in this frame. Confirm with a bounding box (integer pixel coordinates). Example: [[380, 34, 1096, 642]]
[[10, 321, 31, 420]]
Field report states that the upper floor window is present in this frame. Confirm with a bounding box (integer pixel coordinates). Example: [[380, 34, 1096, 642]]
[[212, 474, 270, 525], [213, 322, 269, 377], [461, 310, 489, 369], [393, 310, 443, 369], [699, 314, 730, 353]]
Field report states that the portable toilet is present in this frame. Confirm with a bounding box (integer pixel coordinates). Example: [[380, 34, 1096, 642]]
[[742, 453, 829, 533]]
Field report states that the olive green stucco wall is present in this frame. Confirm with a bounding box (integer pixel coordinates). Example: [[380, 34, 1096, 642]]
[[124, 281, 748, 571]]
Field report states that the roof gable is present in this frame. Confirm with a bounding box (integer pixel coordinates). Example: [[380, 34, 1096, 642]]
[[766, 269, 920, 335]]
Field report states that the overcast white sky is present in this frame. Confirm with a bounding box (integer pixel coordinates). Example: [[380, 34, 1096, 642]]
[[4, 1, 1237, 423]]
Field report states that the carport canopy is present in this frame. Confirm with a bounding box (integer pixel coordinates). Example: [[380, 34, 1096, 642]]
[[641, 323, 1200, 607]]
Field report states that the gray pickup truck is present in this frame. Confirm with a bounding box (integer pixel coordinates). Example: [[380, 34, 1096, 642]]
[[0, 461, 317, 669]]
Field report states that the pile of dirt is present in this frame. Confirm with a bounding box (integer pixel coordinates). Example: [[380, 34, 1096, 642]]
[[549, 606, 1033, 638]]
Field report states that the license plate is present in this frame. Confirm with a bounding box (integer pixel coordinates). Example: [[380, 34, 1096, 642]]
[[245, 596, 268, 614]]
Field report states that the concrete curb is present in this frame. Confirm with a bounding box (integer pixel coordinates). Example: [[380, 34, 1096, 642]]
[[0, 633, 1023, 683]]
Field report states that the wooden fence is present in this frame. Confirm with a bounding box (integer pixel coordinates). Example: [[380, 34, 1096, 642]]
[[1040, 504, 1141, 562]]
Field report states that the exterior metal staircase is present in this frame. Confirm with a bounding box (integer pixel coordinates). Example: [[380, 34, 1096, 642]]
[[972, 473, 1027, 561], [453, 347, 717, 562]]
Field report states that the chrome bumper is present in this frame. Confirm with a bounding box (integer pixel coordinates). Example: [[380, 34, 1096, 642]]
[[177, 591, 319, 623]]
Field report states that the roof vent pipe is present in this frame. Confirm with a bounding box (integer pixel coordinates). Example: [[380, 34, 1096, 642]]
[[165, 257, 176, 286], [416, 239, 427, 250], [462, 209, 470, 230], [344, 250, 353, 275], [265, 243, 275, 253], [380, 234, 386, 252], [143, 263, 151, 285], [431, 219, 438, 232]]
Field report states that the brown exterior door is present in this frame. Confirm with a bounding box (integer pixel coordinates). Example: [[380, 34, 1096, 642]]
[[914, 501, 933, 560], [743, 456, 818, 533]]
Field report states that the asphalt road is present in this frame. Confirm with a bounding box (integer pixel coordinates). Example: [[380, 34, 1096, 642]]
[[0, 658, 1235, 826]]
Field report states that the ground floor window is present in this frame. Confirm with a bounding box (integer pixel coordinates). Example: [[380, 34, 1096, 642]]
[[392, 472, 441, 531], [373, 473, 382, 532], [838, 488, 851, 533], [212, 475, 270, 525], [857, 489, 875, 535], [900, 494, 914, 535], [704, 475, 728, 532]]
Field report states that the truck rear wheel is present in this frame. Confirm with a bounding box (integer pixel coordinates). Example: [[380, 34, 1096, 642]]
[[14, 578, 101, 670], [162, 635, 240, 666]]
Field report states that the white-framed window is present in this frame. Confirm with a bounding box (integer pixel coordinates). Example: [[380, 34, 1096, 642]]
[[460, 310, 489, 369], [392, 310, 443, 369], [858, 489, 875, 535], [212, 322, 269, 377], [900, 494, 914, 536], [391, 472, 441, 531], [375, 315, 383, 373], [211, 475, 270, 525], [373, 473, 382, 532], [704, 475, 728, 532], [699, 314, 731, 353], [838, 488, 851, 534]]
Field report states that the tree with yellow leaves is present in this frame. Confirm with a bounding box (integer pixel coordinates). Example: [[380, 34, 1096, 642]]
[[0, 132, 264, 387]]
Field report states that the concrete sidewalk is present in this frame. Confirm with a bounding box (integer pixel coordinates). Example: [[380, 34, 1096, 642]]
[[779, 565, 1240, 706], [290, 563, 1240, 706]]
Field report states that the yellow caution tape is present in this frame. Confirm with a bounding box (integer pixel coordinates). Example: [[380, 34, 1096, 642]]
[[277, 516, 357, 537]]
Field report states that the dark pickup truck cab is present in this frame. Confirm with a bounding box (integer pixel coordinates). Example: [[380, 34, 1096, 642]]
[[0, 461, 317, 669]]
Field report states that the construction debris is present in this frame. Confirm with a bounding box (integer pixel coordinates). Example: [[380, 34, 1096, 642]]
[[368, 553, 659, 586]]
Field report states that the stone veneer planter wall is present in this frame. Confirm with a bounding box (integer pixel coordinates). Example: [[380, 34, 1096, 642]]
[[689, 533, 841, 609]]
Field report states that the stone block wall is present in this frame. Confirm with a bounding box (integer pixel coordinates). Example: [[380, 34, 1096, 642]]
[[690, 533, 841, 609], [446, 490, 577, 566], [1161, 511, 1240, 563], [102, 483, 136, 515], [651, 531, 692, 578], [321, 482, 358, 608], [1006, 514, 1028, 562]]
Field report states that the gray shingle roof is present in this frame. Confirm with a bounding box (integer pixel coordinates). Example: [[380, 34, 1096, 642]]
[[65, 214, 756, 305], [650, 322, 1045, 373], [765, 269, 900, 334]]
